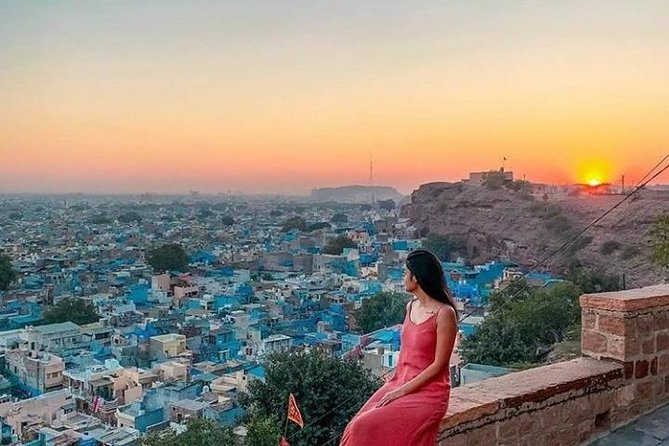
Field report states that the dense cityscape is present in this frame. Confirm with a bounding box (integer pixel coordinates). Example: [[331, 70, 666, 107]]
[[0, 180, 582, 446]]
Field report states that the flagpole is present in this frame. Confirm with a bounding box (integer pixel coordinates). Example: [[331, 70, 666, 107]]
[[283, 394, 290, 438]]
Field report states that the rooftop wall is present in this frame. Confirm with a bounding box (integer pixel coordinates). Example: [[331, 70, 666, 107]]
[[438, 284, 669, 446]]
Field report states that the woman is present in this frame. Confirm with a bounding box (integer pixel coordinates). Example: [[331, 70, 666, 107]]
[[341, 249, 458, 446]]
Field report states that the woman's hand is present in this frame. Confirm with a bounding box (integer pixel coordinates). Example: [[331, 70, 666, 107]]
[[375, 388, 405, 408]]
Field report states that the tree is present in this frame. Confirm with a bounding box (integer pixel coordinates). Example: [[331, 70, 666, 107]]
[[141, 418, 235, 446], [378, 199, 396, 211], [355, 292, 410, 333], [650, 213, 669, 271], [118, 211, 142, 224], [306, 222, 331, 232], [221, 215, 235, 226], [88, 213, 111, 225], [421, 233, 453, 261], [0, 254, 17, 291], [43, 297, 100, 325], [243, 349, 380, 446], [599, 240, 621, 255], [147, 244, 189, 272], [282, 216, 307, 233], [322, 235, 356, 255], [565, 266, 623, 294], [460, 280, 581, 366], [245, 415, 282, 446], [197, 207, 214, 219], [331, 213, 348, 224]]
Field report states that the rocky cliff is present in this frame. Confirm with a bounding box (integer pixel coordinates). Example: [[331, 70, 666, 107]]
[[403, 182, 668, 287]]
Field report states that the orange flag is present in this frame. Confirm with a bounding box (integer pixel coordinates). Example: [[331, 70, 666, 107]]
[[279, 437, 290, 446], [287, 393, 304, 428]]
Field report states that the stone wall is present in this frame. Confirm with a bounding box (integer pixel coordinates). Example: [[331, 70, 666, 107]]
[[438, 284, 669, 446]]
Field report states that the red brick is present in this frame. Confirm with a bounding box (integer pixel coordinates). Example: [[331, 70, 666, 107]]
[[516, 412, 536, 434], [637, 314, 655, 335], [657, 331, 669, 352], [498, 419, 518, 441], [608, 335, 639, 360], [582, 330, 608, 356], [623, 361, 634, 379], [657, 310, 669, 330], [636, 380, 654, 400], [659, 354, 669, 373], [599, 315, 633, 337], [635, 360, 650, 378], [651, 357, 658, 376], [540, 405, 561, 428], [583, 311, 597, 330], [577, 419, 595, 443], [642, 336, 656, 355], [439, 433, 466, 446], [466, 423, 496, 446]]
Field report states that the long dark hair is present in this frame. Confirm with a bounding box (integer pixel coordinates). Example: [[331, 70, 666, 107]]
[[406, 249, 458, 319]]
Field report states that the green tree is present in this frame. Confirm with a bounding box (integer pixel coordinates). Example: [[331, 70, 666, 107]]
[[565, 266, 623, 294], [355, 291, 410, 333], [322, 235, 356, 255], [0, 254, 17, 291], [147, 244, 189, 272], [650, 213, 669, 270], [43, 297, 100, 325], [88, 213, 111, 225], [246, 415, 282, 446], [460, 281, 581, 366], [306, 222, 331, 232], [243, 349, 380, 446], [282, 216, 307, 232], [197, 207, 214, 219], [331, 213, 348, 224], [118, 211, 142, 224], [421, 233, 453, 261], [141, 418, 235, 446]]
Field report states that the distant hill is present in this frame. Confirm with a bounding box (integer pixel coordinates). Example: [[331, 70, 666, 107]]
[[310, 185, 404, 203], [403, 182, 669, 288]]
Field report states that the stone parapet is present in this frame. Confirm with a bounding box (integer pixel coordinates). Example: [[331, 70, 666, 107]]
[[438, 285, 669, 446], [438, 358, 623, 445]]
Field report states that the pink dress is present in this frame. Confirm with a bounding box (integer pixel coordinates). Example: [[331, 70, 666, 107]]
[[340, 301, 451, 446]]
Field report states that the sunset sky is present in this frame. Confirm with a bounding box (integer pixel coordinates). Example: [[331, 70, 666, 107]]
[[2, 1, 668, 195]]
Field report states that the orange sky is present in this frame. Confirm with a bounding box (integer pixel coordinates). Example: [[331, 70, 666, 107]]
[[2, 1, 669, 194]]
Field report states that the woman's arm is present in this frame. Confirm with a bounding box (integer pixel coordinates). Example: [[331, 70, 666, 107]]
[[376, 305, 457, 407]]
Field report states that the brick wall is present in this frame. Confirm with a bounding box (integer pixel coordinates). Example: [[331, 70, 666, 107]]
[[438, 284, 669, 446]]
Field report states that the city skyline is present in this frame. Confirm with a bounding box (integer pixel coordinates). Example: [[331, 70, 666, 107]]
[[2, 1, 669, 194]]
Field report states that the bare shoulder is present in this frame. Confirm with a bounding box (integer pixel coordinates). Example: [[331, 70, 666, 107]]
[[436, 305, 457, 326]]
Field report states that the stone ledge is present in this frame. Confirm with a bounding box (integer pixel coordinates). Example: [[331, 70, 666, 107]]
[[440, 358, 623, 431], [580, 285, 669, 312]]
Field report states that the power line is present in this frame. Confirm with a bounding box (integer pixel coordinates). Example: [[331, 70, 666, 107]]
[[634, 153, 669, 187], [316, 154, 669, 445], [460, 152, 669, 324]]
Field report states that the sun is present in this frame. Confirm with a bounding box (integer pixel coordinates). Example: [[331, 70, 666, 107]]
[[588, 178, 602, 187]]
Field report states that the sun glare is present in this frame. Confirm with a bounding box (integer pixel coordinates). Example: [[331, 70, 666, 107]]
[[588, 178, 602, 187]]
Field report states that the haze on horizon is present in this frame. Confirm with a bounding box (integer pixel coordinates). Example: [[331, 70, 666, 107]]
[[2, 1, 669, 195]]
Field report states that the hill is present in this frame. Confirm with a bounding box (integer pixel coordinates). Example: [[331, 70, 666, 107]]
[[310, 185, 404, 203], [402, 182, 668, 287]]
